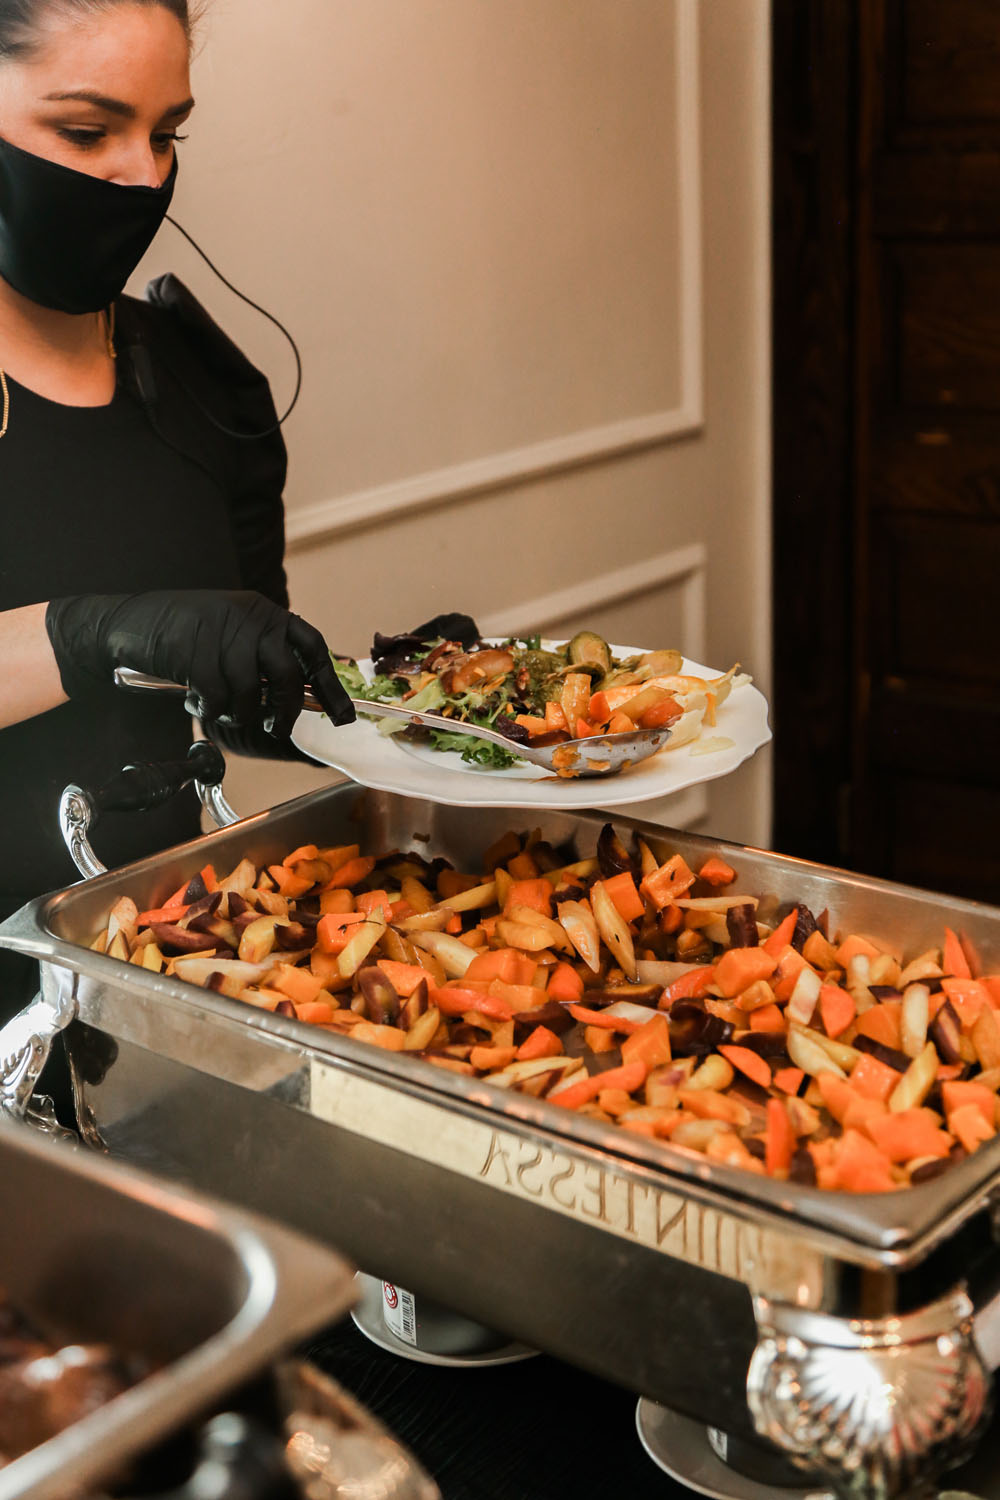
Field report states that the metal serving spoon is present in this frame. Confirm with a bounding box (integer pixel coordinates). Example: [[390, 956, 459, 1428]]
[[113, 668, 673, 778]]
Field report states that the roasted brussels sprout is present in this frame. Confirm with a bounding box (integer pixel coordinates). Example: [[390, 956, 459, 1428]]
[[566, 631, 613, 676]]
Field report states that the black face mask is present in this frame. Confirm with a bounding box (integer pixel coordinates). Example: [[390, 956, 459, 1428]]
[[0, 136, 176, 314]]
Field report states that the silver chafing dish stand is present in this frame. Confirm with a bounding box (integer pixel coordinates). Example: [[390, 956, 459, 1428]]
[[3, 761, 1000, 1499]]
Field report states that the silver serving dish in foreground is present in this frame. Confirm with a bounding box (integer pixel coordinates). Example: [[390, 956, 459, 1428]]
[[0, 1118, 359, 1500], [4, 784, 1000, 1498]]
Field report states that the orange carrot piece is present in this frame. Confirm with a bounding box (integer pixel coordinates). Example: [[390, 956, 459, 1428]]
[[834, 933, 882, 967], [659, 905, 684, 935], [567, 1003, 645, 1034], [574, 718, 600, 739], [773, 1066, 804, 1095], [637, 699, 683, 730], [137, 902, 191, 927], [470, 1044, 519, 1071], [429, 985, 513, 1021], [854, 1002, 903, 1050], [585, 1024, 619, 1054], [607, 712, 635, 735], [507, 851, 541, 880], [356, 889, 393, 920], [319, 888, 355, 916], [375, 959, 430, 997], [504, 879, 553, 917], [949, 1103, 995, 1153], [516, 1026, 563, 1061], [762, 910, 798, 958], [598, 873, 645, 924], [719, 1044, 772, 1091], [831, 1130, 896, 1193], [587, 691, 612, 725], [295, 999, 339, 1026], [621, 1015, 672, 1071], [640, 855, 697, 910], [488, 979, 548, 1014], [819, 982, 856, 1040], [850, 1053, 902, 1103], [941, 977, 991, 1029], [816, 1073, 861, 1124], [464, 948, 537, 986], [942, 1080, 997, 1130], [546, 961, 584, 1004], [943, 926, 972, 979], [765, 1098, 796, 1175], [316, 910, 366, 954], [551, 1060, 648, 1112], [325, 855, 377, 891], [514, 713, 549, 736], [267, 866, 313, 899], [713, 948, 778, 999], [271, 963, 324, 1007], [661, 966, 717, 1005], [749, 1003, 786, 1033], [545, 700, 569, 733], [697, 856, 736, 887], [865, 1110, 952, 1164], [282, 844, 319, 868]]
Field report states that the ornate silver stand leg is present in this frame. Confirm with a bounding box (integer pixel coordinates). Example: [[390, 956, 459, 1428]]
[[0, 986, 78, 1139], [747, 1290, 990, 1499]]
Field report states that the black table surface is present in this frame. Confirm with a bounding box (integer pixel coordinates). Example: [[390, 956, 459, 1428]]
[[300, 1315, 1000, 1500]]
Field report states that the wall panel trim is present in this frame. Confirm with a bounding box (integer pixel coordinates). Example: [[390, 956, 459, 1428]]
[[286, 0, 703, 555]]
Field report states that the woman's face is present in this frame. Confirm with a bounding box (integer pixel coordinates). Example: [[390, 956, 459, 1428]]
[[0, 3, 192, 187]]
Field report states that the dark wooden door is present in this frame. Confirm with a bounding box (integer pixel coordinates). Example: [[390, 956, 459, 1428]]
[[773, 0, 1000, 904]]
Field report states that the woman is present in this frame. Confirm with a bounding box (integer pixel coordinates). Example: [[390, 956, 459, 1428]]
[[0, 0, 353, 1036]]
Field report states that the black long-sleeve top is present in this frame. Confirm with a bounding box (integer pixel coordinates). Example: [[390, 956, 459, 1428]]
[[0, 275, 290, 917]]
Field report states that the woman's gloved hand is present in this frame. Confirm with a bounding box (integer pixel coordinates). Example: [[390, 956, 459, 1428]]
[[45, 591, 355, 737]]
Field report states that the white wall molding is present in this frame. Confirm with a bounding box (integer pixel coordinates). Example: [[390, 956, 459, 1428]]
[[286, 0, 702, 555]]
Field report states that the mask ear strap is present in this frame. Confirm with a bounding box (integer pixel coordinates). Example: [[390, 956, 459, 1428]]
[[161, 213, 303, 439]]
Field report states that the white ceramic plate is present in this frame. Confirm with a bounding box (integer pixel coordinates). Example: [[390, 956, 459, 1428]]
[[634, 1400, 832, 1500], [292, 646, 771, 812]]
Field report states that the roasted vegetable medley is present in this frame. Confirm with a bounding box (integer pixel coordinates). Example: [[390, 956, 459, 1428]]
[[92, 825, 1000, 1194], [334, 622, 746, 770]]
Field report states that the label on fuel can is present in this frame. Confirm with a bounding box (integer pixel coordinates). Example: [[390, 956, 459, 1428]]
[[382, 1281, 417, 1344]]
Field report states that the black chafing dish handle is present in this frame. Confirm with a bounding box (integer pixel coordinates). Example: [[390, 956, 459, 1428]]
[[59, 742, 239, 880]]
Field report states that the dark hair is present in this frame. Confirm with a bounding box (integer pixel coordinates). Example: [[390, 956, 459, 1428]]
[[0, 0, 196, 59]]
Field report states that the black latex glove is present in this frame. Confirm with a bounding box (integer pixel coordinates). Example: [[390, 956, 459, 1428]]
[[45, 590, 355, 738]]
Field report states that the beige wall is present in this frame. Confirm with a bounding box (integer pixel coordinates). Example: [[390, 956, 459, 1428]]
[[132, 0, 771, 846]]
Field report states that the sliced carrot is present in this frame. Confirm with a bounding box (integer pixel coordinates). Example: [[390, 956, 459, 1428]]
[[137, 902, 191, 927], [267, 866, 313, 899], [950, 1103, 995, 1153], [819, 982, 856, 1040], [375, 959, 430, 997], [762, 910, 798, 958], [984, 976, 1000, 1008], [831, 1129, 896, 1193], [771, 946, 810, 1001], [597, 873, 644, 924], [607, 712, 635, 735], [816, 1073, 862, 1124], [504, 879, 553, 917], [282, 844, 319, 868], [943, 926, 972, 979], [765, 1098, 796, 1175], [516, 1026, 563, 1061], [316, 910, 366, 954], [488, 979, 548, 1014], [834, 932, 883, 967], [697, 857, 736, 887], [546, 961, 584, 1004], [587, 691, 612, 725], [941, 977, 991, 1030], [514, 713, 549, 736], [719, 1044, 771, 1091], [464, 947, 538, 986], [854, 1002, 903, 1050], [585, 1024, 619, 1054], [271, 963, 324, 1007], [309, 949, 346, 989], [319, 888, 355, 916], [659, 904, 684, 935], [773, 1066, 804, 1095], [324, 855, 377, 891], [661, 966, 717, 1005], [545, 700, 569, 733], [295, 999, 339, 1026], [749, 1003, 786, 1033], [942, 1080, 997, 1130], [637, 699, 683, 730], [713, 947, 778, 999], [357, 889, 393, 920], [567, 1003, 645, 1034], [470, 1044, 519, 1071], [575, 718, 601, 739], [507, 851, 541, 881], [621, 1015, 672, 1071], [429, 985, 513, 1021], [640, 855, 697, 910], [865, 1109, 952, 1164], [551, 1060, 648, 1112], [850, 1053, 902, 1103]]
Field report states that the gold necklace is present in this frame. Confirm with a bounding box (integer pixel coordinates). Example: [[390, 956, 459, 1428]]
[[0, 306, 116, 441]]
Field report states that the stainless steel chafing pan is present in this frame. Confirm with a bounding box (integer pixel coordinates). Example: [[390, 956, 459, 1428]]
[[4, 781, 1000, 1498], [0, 1117, 360, 1500]]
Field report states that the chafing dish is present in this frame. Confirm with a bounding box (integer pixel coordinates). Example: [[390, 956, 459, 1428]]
[[4, 776, 1000, 1499], [0, 1116, 358, 1499]]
